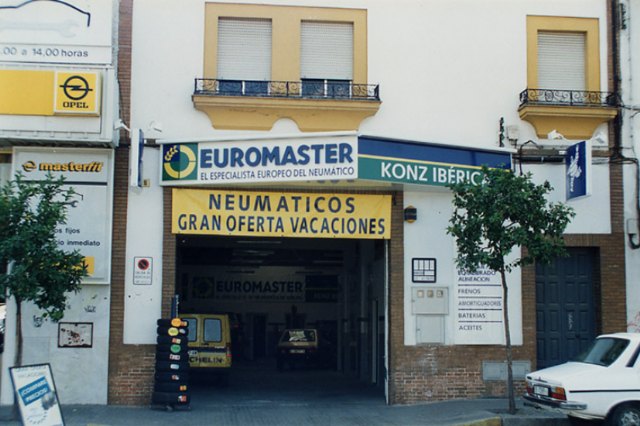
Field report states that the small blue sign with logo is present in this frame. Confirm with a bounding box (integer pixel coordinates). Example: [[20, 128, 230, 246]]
[[566, 140, 591, 200]]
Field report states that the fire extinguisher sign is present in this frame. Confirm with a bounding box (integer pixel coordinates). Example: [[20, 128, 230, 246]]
[[133, 256, 153, 285]]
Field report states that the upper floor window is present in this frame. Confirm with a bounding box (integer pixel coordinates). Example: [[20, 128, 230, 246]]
[[197, 4, 380, 131], [301, 21, 353, 97], [526, 16, 600, 92], [537, 31, 585, 91], [217, 17, 272, 95]]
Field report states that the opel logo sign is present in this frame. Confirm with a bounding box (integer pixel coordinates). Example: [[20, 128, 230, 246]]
[[59, 75, 93, 101]]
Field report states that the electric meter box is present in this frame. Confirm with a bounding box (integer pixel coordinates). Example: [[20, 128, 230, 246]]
[[411, 287, 448, 314]]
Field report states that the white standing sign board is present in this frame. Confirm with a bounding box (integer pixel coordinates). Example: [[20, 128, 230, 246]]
[[9, 364, 64, 426]]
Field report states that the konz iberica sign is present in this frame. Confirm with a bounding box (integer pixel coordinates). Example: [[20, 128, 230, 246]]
[[358, 136, 512, 187]]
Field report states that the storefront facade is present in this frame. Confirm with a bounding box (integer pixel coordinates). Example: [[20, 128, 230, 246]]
[[0, 0, 630, 408], [0, 0, 120, 405]]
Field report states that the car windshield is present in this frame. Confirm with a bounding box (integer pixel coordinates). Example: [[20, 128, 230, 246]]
[[281, 330, 316, 342], [573, 337, 629, 366]]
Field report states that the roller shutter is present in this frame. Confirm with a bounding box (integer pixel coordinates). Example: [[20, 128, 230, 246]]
[[301, 21, 353, 80], [537, 31, 586, 91], [217, 18, 272, 81]]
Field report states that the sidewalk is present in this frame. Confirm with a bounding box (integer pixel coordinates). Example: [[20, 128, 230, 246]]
[[0, 397, 569, 426]]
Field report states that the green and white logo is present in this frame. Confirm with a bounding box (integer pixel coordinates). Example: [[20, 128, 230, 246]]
[[162, 143, 198, 181]]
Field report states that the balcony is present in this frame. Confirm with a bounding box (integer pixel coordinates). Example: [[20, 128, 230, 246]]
[[195, 79, 380, 100], [518, 88, 618, 140], [192, 79, 381, 131]]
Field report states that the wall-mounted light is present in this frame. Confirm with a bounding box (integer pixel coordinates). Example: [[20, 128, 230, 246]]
[[404, 205, 417, 223], [113, 118, 130, 133]]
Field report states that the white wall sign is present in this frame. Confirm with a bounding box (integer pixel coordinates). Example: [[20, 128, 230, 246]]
[[0, 0, 114, 65], [454, 266, 505, 344], [12, 147, 113, 284], [160, 134, 358, 185], [133, 256, 153, 285]]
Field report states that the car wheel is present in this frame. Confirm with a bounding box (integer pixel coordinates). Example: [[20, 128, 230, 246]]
[[608, 404, 640, 426]]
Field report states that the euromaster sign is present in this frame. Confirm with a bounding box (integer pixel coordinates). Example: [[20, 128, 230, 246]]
[[172, 189, 391, 239], [160, 134, 357, 185], [358, 136, 512, 187]]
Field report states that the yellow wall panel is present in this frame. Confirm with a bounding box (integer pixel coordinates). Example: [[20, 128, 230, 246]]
[[0, 70, 54, 116]]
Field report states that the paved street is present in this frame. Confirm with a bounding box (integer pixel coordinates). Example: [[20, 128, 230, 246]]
[[0, 360, 572, 425]]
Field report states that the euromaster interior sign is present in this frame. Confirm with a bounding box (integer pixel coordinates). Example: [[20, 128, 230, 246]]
[[358, 136, 512, 187], [172, 189, 391, 239], [160, 135, 358, 185]]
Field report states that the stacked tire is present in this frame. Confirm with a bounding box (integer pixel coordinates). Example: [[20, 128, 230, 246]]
[[153, 318, 190, 411]]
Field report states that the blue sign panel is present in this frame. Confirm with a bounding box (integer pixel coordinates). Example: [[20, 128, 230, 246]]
[[358, 135, 512, 187], [566, 141, 591, 200]]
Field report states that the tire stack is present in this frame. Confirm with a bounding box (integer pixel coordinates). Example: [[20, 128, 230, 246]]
[[153, 318, 190, 411]]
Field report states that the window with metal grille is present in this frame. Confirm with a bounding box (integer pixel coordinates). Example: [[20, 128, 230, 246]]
[[301, 21, 353, 98], [217, 18, 272, 95]]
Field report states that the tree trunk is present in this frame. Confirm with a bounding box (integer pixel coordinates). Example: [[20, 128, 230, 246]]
[[500, 268, 516, 414], [14, 299, 22, 367]]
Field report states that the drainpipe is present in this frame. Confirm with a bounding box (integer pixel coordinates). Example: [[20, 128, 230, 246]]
[[612, 0, 640, 249]]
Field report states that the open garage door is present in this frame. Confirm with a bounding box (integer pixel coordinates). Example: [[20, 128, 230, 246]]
[[175, 236, 387, 400]]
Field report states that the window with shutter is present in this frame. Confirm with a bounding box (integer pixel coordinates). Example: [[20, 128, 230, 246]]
[[217, 18, 271, 95], [519, 16, 617, 140], [199, 4, 379, 131], [301, 21, 353, 97], [537, 32, 586, 91]]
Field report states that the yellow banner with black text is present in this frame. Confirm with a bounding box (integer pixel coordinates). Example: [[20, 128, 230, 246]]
[[172, 189, 391, 239]]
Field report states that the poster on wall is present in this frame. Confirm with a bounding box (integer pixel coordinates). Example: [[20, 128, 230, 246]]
[[9, 364, 64, 426], [58, 322, 93, 348], [454, 266, 505, 345], [12, 147, 113, 284]]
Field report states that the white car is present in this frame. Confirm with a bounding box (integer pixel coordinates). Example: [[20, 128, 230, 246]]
[[524, 332, 640, 425]]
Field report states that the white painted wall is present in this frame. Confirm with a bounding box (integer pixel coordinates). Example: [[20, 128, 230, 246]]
[[0, 287, 111, 405], [123, 148, 164, 343], [620, 0, 640, 332], [403, 189, 522, 346], [131, 0, 608, 146], [523, 162, 612, 234]]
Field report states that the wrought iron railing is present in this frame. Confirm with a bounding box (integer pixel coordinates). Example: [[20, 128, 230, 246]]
[[519, 88, 619, 108], [194, 79, 380, 101]]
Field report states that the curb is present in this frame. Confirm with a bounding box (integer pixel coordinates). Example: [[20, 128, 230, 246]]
[[458, 417, 502, 426]]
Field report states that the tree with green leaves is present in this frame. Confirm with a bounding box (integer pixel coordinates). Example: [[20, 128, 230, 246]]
[[0, 173, 87, 366], [447, 166, 575, 414]]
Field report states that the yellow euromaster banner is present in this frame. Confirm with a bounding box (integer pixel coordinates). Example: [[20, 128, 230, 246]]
[[172, 189, 391, 239]]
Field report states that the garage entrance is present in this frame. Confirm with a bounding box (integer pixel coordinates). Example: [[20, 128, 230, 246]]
[[175, 235, 387, 398]]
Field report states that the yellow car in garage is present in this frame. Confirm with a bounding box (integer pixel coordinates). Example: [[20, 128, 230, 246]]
[[182, 313, 232, 384]]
